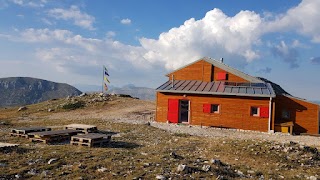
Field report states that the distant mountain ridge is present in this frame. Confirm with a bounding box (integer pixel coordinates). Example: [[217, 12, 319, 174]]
[[0, 77, 82, 107], [74, 84, 155, 100], [109, 85, 155, 100]]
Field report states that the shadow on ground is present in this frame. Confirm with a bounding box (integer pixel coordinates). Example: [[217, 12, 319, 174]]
[[103, 141, 141, 149]]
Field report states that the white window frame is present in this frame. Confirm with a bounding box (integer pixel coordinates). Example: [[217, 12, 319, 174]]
[[211, 104, 220, 114], [251, 106, 260, 117]]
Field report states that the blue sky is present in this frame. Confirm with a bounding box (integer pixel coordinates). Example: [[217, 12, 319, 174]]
[[0, 0, 320, 101]]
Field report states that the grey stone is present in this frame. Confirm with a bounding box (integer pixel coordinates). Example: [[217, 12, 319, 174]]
[[309, 176, 317, 180], [177, 164, 187, 172], [97, 167, 108, 172], [211, 159, 222, 166], [156, 175, 166, 180], [235, 170, 244, 176], [41, 170, 50, 177], [18, 106, 27, 111], [143, 163, 150, 167], [15, 174, 22, 179], [48, 158, 58, 165], [202, 165, 211, 172], [27, 169, 37, 175], [259, 175, 264, 180]]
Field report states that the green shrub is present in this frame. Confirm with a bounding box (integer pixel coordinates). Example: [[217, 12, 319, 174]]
[[62, 101, 85, 110]]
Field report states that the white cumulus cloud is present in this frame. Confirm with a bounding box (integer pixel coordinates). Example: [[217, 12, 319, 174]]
[[48, 5, 95, 30], [140, 8, 262, 70], [120, 18, 131, 25], [10, 0, 47, 7], [271, 41, 299, 68], [106, 31, 116, 38], [264, 0, 320, 43]]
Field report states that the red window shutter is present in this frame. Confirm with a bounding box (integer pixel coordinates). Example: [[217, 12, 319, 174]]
[[203, 104, 211, 113], [217, 72, 227, 80], [260, 107, 269, 118], [168, 99, 179, 123]]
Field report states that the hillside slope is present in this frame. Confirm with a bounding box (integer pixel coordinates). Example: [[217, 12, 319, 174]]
[[0, 95, 319, 179], [0, 77, 81, 107], [74, 84, 156, 100]]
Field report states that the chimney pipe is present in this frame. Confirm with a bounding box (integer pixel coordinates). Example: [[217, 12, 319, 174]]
[[171, 74, 174, 88]]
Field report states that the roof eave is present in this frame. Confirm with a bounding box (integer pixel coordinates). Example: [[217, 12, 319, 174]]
[[165, 57, 206, 76], [281, 94, 320, 106], [156, 89, 276, 98]]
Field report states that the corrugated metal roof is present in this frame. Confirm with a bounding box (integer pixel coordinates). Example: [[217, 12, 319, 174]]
[[156, 80, 276, 98], [166, 57, 264, 83]]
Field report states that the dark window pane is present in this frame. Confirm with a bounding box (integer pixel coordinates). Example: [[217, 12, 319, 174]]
[[211, 104, 219, 113], [251, 107, 258, 116], [282, 110, 290, 119]]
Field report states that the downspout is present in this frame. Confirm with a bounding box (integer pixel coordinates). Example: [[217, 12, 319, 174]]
[[268, 97, 272, 133]]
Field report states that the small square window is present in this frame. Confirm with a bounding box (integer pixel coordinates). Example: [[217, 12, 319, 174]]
[[251, 106, 260, 117], [282, 109, 290, 119], [211, 104, 220, 113]]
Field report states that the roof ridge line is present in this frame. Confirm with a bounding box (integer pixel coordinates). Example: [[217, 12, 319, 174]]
[[203, 57, 263, 83]]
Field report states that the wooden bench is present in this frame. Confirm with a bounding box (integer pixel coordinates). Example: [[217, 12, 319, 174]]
[[10, 127, 51, 138], [64, 124, 98, 134], [70, 133, 111, 147], [275, 121, 294, 135], [28, 129, 81, 144]]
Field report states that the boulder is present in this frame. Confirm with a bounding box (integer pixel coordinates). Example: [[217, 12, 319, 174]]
[[18, 106, 27, 111], [156, 175, 166, 180]]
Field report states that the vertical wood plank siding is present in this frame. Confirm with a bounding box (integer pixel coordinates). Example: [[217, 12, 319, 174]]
[[167, 59, 248, 83], [167, 60, 212, 82], [212, 66, 248, 82], [156, 92, 270, 132]]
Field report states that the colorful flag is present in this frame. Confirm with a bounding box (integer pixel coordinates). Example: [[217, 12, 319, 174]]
[[103, 65, 110, 83], [102, 66, 110, 92], [103, 65, 110, 93], [104, 76, 110, 83], [103, 66, 109, 75], [104, 83, 108, 91]]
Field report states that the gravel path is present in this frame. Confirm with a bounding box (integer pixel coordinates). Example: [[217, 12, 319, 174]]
[[150, 122, 320, 147]]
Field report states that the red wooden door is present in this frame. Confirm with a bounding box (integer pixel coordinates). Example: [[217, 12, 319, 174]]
[[168, 99, 179, 123]]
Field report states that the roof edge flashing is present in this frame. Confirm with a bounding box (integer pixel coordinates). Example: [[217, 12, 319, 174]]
[[156, 89, 276, 98]]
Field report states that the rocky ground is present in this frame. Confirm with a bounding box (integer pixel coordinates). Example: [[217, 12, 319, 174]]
[[0, 93, 319, 179]]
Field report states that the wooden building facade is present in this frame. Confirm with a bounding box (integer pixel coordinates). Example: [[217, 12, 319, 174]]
[[155, 57, 320, 135]]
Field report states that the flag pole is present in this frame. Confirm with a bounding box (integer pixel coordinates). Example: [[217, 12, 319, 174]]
[[102, 65, 104, 94]]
